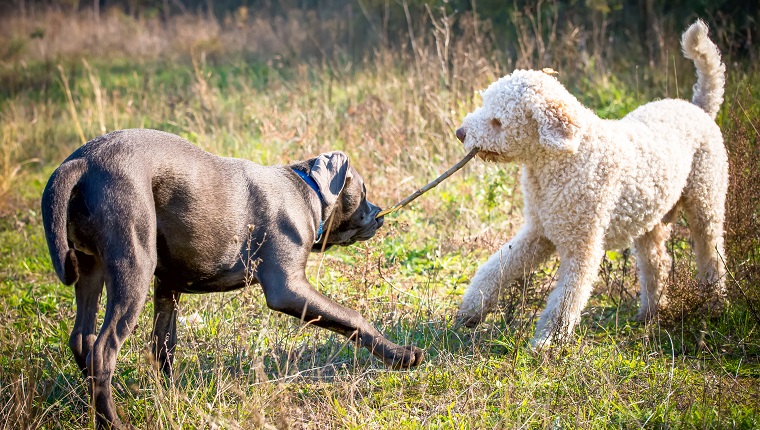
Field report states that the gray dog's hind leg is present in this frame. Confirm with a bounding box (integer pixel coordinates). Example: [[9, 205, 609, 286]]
[[89, 253, 154, 428], [85, 196, 157, 428], [69, 252, 104, 377], [151, 284, 181, 377]]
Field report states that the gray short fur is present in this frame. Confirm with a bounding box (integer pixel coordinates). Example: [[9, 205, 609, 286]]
[[41, 129, 423, 428]]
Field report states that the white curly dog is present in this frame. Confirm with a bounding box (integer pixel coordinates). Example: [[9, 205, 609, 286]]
[[455, 20, 727, 348]]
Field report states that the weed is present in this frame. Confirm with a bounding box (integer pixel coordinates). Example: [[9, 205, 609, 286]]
[[723, 82, 760, 321]]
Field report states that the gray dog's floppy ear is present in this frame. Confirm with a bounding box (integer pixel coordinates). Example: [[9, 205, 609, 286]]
[[530, 95, 585, 153], [310, 151, 351, 207]]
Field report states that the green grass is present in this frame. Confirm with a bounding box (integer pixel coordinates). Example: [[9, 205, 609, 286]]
[[2, 10, 759, 429]]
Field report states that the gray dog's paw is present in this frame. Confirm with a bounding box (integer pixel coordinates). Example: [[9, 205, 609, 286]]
[[388, 345, 425, 369]]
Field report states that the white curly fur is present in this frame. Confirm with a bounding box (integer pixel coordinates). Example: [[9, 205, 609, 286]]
[[456, 20, 728, 348]]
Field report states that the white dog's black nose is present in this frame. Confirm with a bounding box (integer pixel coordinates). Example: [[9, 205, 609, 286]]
[[456, 127, 466, 143]]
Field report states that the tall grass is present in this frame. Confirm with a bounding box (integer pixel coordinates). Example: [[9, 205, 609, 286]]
[[1, 6, 758, 429]]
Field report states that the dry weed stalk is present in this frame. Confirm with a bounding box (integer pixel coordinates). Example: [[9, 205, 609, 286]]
[[82, 59, 107, 135], [0, 121, 39, 214], [57, 63, 86, 145]]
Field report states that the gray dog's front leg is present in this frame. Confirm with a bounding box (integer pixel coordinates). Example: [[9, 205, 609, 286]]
[[258, 267, 423, 368], [151, 283, 181, 377]]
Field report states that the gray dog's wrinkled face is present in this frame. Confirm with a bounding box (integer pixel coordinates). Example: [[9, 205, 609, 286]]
[[314, 166, 383, 251]]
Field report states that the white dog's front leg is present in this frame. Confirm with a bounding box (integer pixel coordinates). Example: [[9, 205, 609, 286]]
[[532, 245, 606, 349], [457, 226, 554, 326]]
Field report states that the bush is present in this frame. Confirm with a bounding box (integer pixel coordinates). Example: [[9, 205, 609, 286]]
[[723, 80, 760, 323]]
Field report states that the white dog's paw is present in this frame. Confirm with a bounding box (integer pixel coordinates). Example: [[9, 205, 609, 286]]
[[455, 309, 483, 328], [633, 307, 657, 323], [530, 324, 574, 353], [530, 334, 553, 352]]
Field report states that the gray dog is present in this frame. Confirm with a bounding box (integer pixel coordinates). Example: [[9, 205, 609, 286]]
[[42, 129, 424, 428]]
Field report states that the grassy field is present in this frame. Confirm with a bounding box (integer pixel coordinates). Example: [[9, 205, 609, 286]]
[[1, 8, 759, 429]]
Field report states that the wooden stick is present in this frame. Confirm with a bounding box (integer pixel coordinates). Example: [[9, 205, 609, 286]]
[[377, 148, 480, 218]]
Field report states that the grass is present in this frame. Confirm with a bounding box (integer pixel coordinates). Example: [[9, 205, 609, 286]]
[[1, 7, 759, 429]]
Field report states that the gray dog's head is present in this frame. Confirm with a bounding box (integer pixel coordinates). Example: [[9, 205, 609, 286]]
[[299, 152, 384, 251]]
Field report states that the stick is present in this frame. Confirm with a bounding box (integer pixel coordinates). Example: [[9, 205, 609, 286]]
[[377, 148, 480, 218]]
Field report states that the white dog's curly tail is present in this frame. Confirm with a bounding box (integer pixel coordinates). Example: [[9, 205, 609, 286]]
[[681, 19, 726, 120]]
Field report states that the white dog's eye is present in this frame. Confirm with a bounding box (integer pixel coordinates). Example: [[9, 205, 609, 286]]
[[490, 118, 502, 128]]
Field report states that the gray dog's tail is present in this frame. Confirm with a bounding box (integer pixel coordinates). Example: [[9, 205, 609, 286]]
[[41, 158, 86, 285], [681, 19, 725, 120]]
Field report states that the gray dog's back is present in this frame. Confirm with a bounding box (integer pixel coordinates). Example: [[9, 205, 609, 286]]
[[46, 129, 302, 288]]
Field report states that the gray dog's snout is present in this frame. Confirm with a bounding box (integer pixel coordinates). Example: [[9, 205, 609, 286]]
[[369, 204, 384, 228], [456, 127, 466, 143]]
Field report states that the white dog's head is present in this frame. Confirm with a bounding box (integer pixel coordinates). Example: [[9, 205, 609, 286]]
[[456, 70, 589, 163]]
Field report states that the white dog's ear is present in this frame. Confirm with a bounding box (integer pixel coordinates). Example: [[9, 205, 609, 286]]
[[530, 98, 585, 153], [310, 151, 351, 207]]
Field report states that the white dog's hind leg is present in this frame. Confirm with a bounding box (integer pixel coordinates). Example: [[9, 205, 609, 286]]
[[680, 142, 728, 313], [457, 226, 554, 326], [532, 243, 606, 349], [633, 222, 672, 321], [682, 191, 727, 313]]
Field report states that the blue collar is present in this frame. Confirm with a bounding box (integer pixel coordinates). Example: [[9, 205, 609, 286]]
[[292, 168, 324, 242]]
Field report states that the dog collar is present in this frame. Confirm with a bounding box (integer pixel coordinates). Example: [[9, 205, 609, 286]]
[[292, 168, 325, 243]]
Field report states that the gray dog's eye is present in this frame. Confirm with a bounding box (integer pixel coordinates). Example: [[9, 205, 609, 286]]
[[490, 118, 502, 128]]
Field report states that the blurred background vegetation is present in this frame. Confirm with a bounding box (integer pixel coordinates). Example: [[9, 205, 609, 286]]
[[2, 0, 758, 65]]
